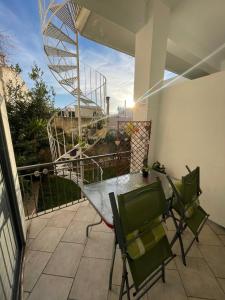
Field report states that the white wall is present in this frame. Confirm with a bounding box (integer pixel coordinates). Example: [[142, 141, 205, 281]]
[[0, 98, 26, 237], [155, 70, 225, 227]]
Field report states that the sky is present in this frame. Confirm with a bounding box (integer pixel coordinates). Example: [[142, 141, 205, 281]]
[[0, 0, 176, 113]]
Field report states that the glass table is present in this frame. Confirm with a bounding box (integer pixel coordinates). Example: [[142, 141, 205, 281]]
[[80, 170, 172, 232]]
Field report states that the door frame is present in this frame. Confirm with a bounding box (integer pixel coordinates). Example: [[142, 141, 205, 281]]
[[0, 96, 25, 300]]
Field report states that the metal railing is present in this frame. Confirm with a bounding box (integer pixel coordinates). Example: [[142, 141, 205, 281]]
[[18, 151, 131, 219]]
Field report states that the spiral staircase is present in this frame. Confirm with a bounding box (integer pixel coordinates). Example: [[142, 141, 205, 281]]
[[39, 0, 107, 183]]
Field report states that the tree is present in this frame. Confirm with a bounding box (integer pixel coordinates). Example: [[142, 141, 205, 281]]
[[6, 64, 55, 166]]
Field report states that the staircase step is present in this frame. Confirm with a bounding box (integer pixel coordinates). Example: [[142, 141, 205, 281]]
[[71, 87, 83, 96], [49, 64, 77, 73], [81, 98, 95, 104], [72, 88, 94, 104], [44, 46, 76, 57], [59, 77, 77, 86], [49, 2, 76, 32], [44, 22, 75, 44]]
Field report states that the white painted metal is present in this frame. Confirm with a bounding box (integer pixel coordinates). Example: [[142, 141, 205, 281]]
[[39, 0, 108, 184]]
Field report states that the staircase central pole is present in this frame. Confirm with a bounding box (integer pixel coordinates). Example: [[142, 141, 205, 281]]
[[75, 30, 82, 141], [75, 25, 84, 184]]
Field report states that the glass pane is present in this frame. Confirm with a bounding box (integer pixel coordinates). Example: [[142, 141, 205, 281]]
[[0, 165, 19, 300]]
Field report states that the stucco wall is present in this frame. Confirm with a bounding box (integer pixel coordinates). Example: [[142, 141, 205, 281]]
[[0, 66, 26, 101], [155, 70, 225, 227]]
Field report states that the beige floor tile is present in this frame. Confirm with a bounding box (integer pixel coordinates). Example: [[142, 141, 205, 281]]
[[23, 250, 51, 292], [73, 205, 96, 222], [78, 200, 89, 207], [218, 278, 225, 294], [166, 230, 176, 243], [166, 229, 193, 244], [44, 242, 84, 277], [26, 238, 34, 250], [23, 292, 30, 300], [112, 250, 123, 286], [37, 210, 61, 219], [167, 223, 222, 247], [166, 258, 177, 270], [182, 229, 196, 240], [28, 218, 48, 238], [197, 225, 223, 246], [199, 245, 225, 278], [69, 257, 110, 300], [208, 220, 225, 235], [61, 221, 88, 244], [30, 227, 65, 252], [175, 256, 224, 299], [187, 298, 206, 300], [61, 203, 80, 211], [47, 211, 75, 228], [28, 274, 73, 300], [23, 206, 225, 300], [148, 269, 187, 300], [172, 240, 202, 258], [108, 284, 148, 300], [111, 249, 133, 286], [165, 218, 177, 231], [92, 215, 113, 233], [83, 231, 114, 259], [219, 235, 225, 246]]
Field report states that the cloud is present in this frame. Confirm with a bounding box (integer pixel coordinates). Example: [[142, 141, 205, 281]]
[[80, 43, 134, 112], [1, 1, 175, 114], [0, 0, 135, 112]]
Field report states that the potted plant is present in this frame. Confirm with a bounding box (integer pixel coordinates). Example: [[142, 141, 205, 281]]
[[152, 161, 166, 174]]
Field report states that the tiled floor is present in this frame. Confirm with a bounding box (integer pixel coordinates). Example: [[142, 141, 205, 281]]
[[22, 202, 225, 300]]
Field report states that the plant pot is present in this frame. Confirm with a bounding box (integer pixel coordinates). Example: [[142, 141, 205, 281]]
[[142, 170, 149, 178]]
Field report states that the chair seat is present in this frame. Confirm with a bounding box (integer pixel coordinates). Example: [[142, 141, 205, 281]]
[[172, 180, 208, 234], [126, 218, 166, 260], [186, 206, 208, 234]]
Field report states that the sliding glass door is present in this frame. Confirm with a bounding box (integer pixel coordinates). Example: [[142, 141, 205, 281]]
[[0, 96, 24, 300], [0, 163, 20, 299]]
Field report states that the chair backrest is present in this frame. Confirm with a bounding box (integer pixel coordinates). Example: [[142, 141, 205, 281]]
[[181, 166, 200, 205], [109, 192, 126, 251], [117, 179, 167, 236]]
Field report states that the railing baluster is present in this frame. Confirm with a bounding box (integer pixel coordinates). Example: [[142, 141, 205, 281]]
[[39, 173, 46, 214], [17, 151, 133, 219], [31, 174, 38, 217]]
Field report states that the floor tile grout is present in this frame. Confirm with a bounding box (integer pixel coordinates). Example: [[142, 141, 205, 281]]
[[24, 207, 81, 296], [24, 206, 225, 300]]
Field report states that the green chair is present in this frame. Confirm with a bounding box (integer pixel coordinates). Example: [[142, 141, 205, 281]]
[[109, 179, 175, 300], [167, 166, 209, 266]]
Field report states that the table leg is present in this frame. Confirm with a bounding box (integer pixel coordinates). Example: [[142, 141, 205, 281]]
[[86, 217, 102, 237], [109, 235, 117, 290]]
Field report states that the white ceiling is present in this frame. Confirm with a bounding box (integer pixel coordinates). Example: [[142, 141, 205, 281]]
[[75, 0, 225, 79]]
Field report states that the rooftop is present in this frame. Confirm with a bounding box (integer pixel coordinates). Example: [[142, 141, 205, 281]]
[[23, 201, 225, 300]]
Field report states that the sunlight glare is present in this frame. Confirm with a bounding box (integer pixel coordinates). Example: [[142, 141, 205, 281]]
[[126, 97, 135, 108]]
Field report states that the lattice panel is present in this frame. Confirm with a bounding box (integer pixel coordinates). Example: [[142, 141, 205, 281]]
[[118, 121, 151, 173]]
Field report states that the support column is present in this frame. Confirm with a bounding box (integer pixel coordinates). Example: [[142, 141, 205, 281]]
[[133, 0, 170, 164]]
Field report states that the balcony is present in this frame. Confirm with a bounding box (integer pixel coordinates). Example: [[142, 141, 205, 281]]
[[22, 204, 225, 299], [16, 152, 225, 300]]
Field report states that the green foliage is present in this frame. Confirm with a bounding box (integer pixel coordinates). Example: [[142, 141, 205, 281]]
[[152, 161, 166, 174], [38, 175, 81, 211], [6, 64, 55, 166]]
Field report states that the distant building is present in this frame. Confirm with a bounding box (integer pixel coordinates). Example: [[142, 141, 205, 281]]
[[59, 105, 103, 119], [117, 106, 133, 121], [108, 106, 133, 129], [0, 54, 26, 101]]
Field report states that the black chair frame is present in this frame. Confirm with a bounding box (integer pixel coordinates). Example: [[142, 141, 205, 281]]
[[167, 166, 209, 266], [109, 186, 175, 299]]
